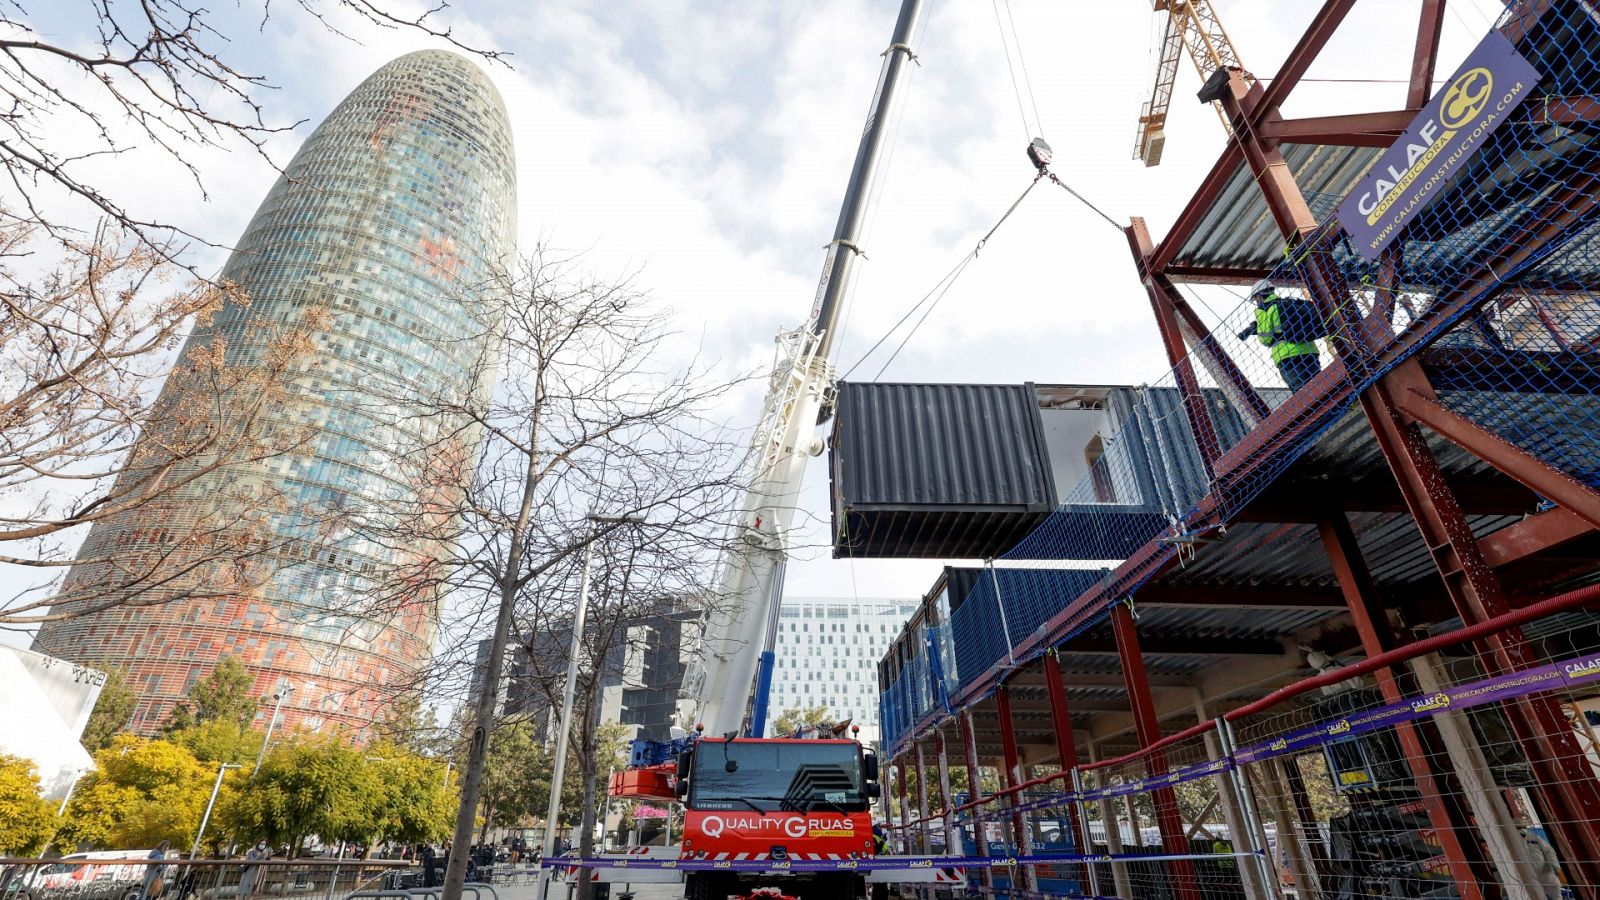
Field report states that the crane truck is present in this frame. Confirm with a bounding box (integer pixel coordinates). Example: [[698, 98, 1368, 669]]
[[603, 2, 931, 899]]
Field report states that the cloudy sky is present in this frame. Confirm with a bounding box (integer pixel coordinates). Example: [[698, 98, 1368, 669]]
[[4, 0, 1511, 649]]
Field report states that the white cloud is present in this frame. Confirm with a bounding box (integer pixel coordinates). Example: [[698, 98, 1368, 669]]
[[0, 0, 1515, 646]]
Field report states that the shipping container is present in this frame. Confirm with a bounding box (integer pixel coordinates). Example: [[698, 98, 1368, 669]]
[[829, 381, 1058, 559]]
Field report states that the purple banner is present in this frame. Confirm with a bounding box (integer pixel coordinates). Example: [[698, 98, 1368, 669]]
[[550, 850, 1260, 873], [1236, 653, 1599, 766], [1336, 28, 1541, 259]]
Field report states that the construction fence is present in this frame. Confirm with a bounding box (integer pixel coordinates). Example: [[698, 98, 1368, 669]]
[[888, 590, 1600, 899]]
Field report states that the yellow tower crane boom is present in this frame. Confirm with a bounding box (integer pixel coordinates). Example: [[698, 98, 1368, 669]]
[[1134, 0, 1255, 166]]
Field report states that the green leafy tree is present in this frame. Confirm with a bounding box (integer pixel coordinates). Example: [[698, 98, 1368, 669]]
[[368, 742, 454, 844], [59, 735, 211, 849], [477, 720, 545, 839], [0, 755, 56, 855], [224, 735, 383, 854], [772, 705, 832, 736], [82, 668, 139, 751], [170, 719, 263, 767], [166, 657, 259, 734]]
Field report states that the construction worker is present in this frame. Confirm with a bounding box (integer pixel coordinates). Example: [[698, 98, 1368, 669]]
[[1237, 278, 1322, 392]]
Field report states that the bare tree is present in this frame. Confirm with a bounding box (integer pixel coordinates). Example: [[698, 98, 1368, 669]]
[[2, 0, 505, 626], [2, 218, 331, 627], [0, 0, 502, 252], [342, 245, 746, 900], [522, 523, 718, 900]]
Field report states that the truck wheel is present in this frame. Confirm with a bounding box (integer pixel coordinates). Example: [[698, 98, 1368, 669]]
[[684, 873, 716, 900]]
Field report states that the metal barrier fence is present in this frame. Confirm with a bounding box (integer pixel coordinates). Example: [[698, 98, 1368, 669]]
[[0, 858, 408, 900], [887, 586, 1600, 899]]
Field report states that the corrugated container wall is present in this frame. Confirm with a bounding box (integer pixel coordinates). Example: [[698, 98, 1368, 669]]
[[829, 382, 1057, 559]]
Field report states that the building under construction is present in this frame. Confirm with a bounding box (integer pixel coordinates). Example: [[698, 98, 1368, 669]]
[[845, 2, 1600, 898]]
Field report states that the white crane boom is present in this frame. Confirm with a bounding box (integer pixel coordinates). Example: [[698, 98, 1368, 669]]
[[677, 0, 927, 739]]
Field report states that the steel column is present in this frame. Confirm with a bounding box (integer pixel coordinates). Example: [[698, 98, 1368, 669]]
[[1111, 604, 1200, 900], [1042, 650, 1089, 889], [902, 752, 915, 851], [1126, 220, 1223, 465], [935, 729, 956, 865], [1317, 512, 1493, 896], [1362, 360, 1600, 892], [913, 741, 931, 855], [994, 685, 1037, 892], [1221, 74, 1319, 239], [1131, 217, 1271, 424], [1408, 0, 1448, 109], [960, 710, 994, 889]]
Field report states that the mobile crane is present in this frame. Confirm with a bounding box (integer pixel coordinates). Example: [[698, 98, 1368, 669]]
[[603, 2, 929, 898]]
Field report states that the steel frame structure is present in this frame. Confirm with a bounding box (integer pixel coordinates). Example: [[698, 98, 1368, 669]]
[[880, 3, 1600, 897], [1129, 0, 1600, 891]]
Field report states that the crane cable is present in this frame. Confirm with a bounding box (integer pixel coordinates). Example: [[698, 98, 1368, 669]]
[[991, 0, 1045, 141], [842, 149, 1126, 382], [842, 173, 1045, 382], [1043, 170, 1122, 232]]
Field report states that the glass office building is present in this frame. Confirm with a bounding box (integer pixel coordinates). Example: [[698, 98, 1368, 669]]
[[33, 50, 517, 735]]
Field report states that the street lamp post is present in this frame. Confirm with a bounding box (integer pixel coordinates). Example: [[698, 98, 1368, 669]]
[[192, 763, 242, 858], [534, 514, 641, 900], [253, 684, 295, 775]]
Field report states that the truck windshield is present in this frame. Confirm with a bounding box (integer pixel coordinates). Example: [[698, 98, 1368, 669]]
[[691, 741, 866, 813]]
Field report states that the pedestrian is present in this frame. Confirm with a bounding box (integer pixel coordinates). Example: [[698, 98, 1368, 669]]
[[240, 841, 269, 898], [140, 842, 170, 900], [1237, 279, 1323, 392], [421, 844, 439, 888]]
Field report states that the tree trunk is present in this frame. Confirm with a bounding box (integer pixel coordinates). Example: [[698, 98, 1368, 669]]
[[575, 697, 603, 900], [441, 573, 520, 900], [479, 797, 495, 844]]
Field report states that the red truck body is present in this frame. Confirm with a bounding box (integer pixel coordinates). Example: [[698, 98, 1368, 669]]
[[677, 737, 879, 879]]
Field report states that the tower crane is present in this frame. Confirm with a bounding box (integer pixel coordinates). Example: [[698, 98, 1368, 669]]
[[1134, 0, 1254, 166]]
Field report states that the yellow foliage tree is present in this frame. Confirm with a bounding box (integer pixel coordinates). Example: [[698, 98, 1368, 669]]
[[0, 755, 56, 855], [59, 735, 211, 849]]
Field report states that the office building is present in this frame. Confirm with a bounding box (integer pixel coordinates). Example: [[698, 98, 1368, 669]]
[[766, 596, 917, 744], [33, 50, 517, 735]]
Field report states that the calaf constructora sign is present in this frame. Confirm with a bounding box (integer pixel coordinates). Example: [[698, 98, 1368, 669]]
[[1337, 29, 1541, 259]]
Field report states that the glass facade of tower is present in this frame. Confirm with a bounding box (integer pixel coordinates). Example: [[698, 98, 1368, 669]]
[[33, 50, 516, 736]]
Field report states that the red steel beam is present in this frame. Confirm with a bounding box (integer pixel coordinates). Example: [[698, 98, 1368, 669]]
[[1127, 219, 1222, 466], [993, 685, 1036, 892], [1529, 95, 1600, 125], [1133, 584, 1345, 610], [1163, 263, 1270, 284], [1131, 217, 1272, 431], [1258, 109, 1414, 146], [1361, 360, 1600, 890], [1222, 74, 1319, 239], [1110, 605, 1199, 900], [1255, 0, 1359, 122], [1149, 143, 1245, 275], [959, 710, 993, 889], [1409, 0, 1448, 109], [1040, 650, 1088, 886], [1391, 388, 1600, 532], [1480, 506, 1595, 568], [1318, 513, 1492, 895]]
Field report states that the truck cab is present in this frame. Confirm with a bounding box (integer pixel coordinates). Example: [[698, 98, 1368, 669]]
[[676, 737, 881, 900]]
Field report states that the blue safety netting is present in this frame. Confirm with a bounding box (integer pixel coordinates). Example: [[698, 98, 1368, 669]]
[[896, 1, 1600, 739]]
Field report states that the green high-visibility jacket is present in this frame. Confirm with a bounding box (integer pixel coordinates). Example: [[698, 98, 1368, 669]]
[[1255, 297, 1318, 364]]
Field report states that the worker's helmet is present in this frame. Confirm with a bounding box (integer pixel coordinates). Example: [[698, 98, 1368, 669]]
[[1249, 278, 1275, 302]]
